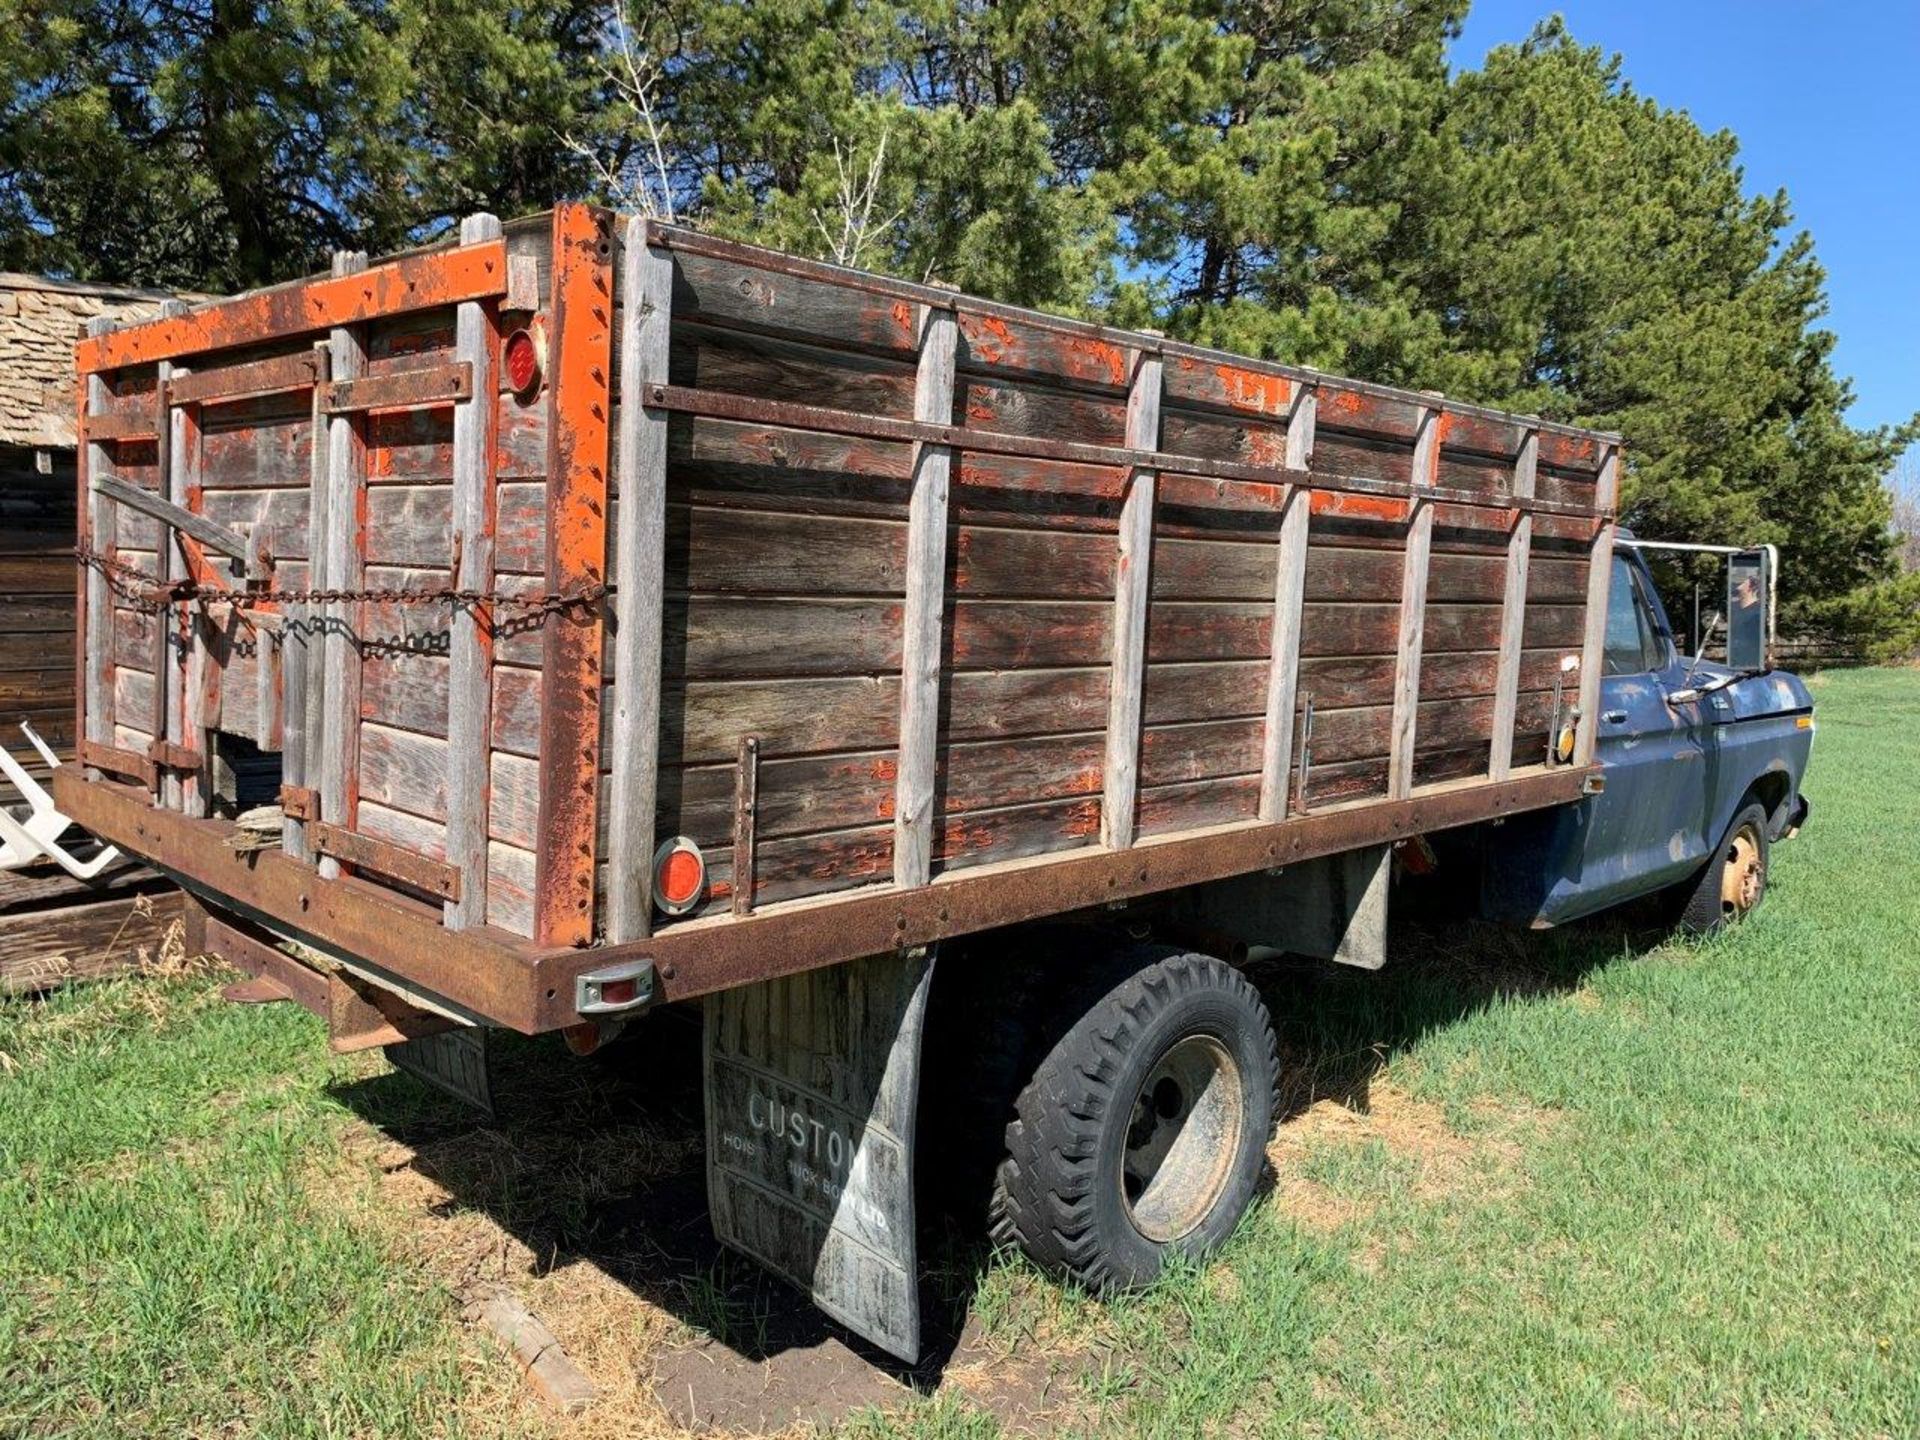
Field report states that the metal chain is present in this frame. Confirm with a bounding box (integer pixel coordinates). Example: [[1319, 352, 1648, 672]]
[[75, 543, 612, 617]]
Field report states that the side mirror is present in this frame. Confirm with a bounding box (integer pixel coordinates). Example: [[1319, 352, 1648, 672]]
[[1726, 550, 1769, 671]]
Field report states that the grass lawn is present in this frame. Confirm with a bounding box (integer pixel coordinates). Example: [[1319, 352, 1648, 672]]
[[3, 666, 1917, 1437]]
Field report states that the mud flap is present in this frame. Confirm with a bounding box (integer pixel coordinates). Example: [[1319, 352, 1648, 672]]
[[704, 949, 935, 1363], [387, 1027, 494, 1119], [1189, 843, 1391, 970]]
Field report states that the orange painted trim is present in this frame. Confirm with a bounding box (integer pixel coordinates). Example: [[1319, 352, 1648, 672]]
[[76, 241, 510, 372], [532, 204, 614, 948]]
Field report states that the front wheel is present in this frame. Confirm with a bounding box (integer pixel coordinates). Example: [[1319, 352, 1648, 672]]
[[989, 947, 1278, 1291], [1674, 801, 1771, 935]]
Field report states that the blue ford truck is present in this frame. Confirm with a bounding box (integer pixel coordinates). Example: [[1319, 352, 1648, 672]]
[[56, 215, 1814, 1361]]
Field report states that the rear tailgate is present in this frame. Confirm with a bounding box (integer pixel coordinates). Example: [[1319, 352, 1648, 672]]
[[72, 215, 549, 932]]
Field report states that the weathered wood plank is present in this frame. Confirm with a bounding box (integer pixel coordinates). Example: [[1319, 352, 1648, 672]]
[[445, 212, 502, 928], [1259, 379, 1316, 820], [1573, 444, 1621, 767], [1387, 404, 1440, 799], [1488, 426, 1538, 781], [607, 216, 675, 943], [319, 250, 369, 880], [82, 318, 116, 759], [1101, 343, 1161, 849], [893, 298, 958, 887]]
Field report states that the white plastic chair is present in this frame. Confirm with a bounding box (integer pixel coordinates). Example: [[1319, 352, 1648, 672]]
[[0, 721, 122, 879]]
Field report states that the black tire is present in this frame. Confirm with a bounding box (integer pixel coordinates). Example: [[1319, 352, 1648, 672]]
[[1675, 801, 1771, 935], [989, 946, 1278, 1291]]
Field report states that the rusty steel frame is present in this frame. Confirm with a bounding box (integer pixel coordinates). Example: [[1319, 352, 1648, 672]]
[[58, 762, 1594, 1034], [646, 383, 1607, 523], [75, 241, 510, 372], [532, 203, 616, 948]]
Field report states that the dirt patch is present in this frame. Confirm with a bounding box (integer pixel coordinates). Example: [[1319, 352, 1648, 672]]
[[311, 1021, 1097, 1438], [1266, 1079, 1555, 1233]]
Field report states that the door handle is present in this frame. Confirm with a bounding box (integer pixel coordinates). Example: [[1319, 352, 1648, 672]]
[[1602, 709, 1629, 724]]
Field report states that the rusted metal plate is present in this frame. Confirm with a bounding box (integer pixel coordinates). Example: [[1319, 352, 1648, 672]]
[[322, 361, 472, 414], [78, 739, 155, 787], [203, 910, 331, 1019], [168, 350, 324, 406], [279, 783, 319, 822], [56, 774, 546, 1028], [312, 820, 462, 901], [82, 411, 160, 443], [706, 949, 934, 1363], [76, 241, 510, 371], [326, 970, 459, 1053], [146, 740, 202, 771], [532, 203, 614, 948]]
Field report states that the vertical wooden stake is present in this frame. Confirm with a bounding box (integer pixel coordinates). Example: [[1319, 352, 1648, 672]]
[[80, 317, 116, 765], [1573, 443, 1621, 767], [1259, 376, 1316, 821], [733, 736, 759, 916], [607, 214, 674, 944], [445, 212, 503, 929], [1488, 426, 1538, 781], [892, 294, 958, 888], [1388, 402, 1442, 800], [286, 340, 331, 852], [148, 361, 174, 799], [1102, 340, 1164, 850], [319, 250, 369, 880]]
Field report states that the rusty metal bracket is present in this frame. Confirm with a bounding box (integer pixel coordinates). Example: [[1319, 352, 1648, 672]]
[[79, 738, 156, 787], [278, 784, 320, 822], [312, 820, 462, 902], [322, 361, 473, 414], [168, 350, 325, 407], [146, 739, 202, 771]]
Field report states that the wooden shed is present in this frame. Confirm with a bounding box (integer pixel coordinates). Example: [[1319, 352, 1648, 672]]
[[1, 273, 186, 990]]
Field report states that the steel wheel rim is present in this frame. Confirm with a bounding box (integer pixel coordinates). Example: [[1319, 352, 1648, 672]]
[[1120, 1033, 1244, 1243], [1720, 822, 1765, 919]]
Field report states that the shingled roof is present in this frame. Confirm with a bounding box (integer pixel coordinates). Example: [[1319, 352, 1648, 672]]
[[0, 273, 196, 450]]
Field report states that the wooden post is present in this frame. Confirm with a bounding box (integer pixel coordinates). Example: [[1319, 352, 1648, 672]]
[[318, 251, 369, 880], [178, 403, 210, 820], [1258, 376, 1316, 821], [1488, 425, 1538, 781], [148, 359, 174, 800], [607, 215, 674, 944], [1387, 401, 1442, 800], [1573, 443, 1621, 767], [286, 340, 332, 852], [1102, 340, 1163, 850], [892, 294, 958, 888], [444, 213, 502, 929], [81, 317, 115, 763]]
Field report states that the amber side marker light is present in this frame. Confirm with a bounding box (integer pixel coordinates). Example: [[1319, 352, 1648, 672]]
[[653, 836, 707, 916]]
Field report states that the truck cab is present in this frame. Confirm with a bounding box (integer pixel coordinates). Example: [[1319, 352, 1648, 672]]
[[1479, 536, 1815, 929]]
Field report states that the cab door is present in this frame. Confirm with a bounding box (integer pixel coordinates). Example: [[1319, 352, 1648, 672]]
[[1531, 551, 1714, 922]]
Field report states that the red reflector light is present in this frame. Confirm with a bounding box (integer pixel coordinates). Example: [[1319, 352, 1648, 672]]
[[598, 977, 638, 1006], [504, 325, 543, 396], [653, 838, 706, 915]]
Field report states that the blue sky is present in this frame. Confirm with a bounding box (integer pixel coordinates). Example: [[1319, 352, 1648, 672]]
[[1451, 2, 1919, 440]]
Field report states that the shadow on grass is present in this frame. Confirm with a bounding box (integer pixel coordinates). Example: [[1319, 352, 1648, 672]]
[[323, 893, 1679, 1392]]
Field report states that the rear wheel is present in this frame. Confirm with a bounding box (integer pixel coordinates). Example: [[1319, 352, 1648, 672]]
[[1675, 802, 1771, 935], [989, 946, 1277, 1291]]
